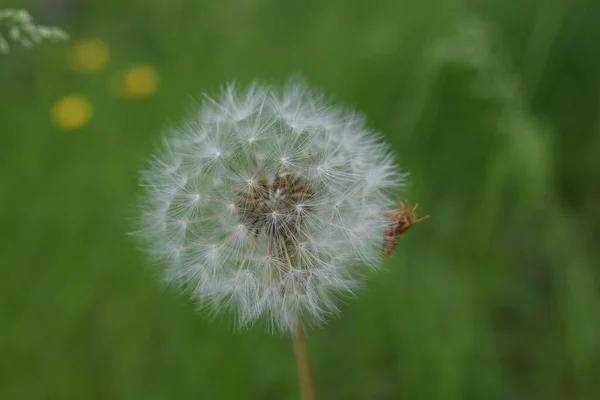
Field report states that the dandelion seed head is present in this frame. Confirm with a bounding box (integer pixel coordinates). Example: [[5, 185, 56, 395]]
[[137, 80, 405, 333]]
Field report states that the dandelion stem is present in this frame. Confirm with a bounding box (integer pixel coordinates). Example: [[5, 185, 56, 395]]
[[292, 319, 315, 400]]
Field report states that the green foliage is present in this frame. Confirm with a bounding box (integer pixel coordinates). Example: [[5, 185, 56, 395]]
[[0, 0, 598, 399]]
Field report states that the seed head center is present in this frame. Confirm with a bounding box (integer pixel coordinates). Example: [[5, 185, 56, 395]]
[[234, 171, 314, 238]]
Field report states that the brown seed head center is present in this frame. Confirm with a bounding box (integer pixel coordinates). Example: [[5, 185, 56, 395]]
[[235, 171, 314, 239]]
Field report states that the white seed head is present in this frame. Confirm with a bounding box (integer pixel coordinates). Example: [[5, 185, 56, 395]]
[[137, 80, 405, 333]]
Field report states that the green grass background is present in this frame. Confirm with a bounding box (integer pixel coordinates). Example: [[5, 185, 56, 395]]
[[1, 0, 599, 398]]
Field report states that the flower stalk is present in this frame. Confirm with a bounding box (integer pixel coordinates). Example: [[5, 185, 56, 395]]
[[293, 319, 315, 400]]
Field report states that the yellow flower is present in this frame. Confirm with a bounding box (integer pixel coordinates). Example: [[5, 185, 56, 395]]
[[50, 95, 93, 130], [113, 64, 159, 99], [68, 39, 109, 73]]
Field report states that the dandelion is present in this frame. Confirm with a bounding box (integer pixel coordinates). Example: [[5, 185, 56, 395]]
[[138, 80, 403, 331], [50, 94, 93, 130], [136, 80, 405, 398], [68, 39, 109, 73], [113, 64, 159, 99]]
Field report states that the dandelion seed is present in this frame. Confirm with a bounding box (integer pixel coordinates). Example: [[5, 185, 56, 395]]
[[136, 80, 405, 333]]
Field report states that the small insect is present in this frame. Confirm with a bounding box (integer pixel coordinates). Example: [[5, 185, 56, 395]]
[[383, 200, 430, 259]]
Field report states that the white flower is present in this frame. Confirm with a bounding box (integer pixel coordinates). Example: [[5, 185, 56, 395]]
[[137, 80, 405, 333], [0, 9, 68, 54]]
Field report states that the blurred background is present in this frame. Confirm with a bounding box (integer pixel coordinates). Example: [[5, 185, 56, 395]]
[[1, 0, 599, 398]]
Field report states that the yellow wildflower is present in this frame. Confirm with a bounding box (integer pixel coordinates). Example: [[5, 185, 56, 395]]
[[68, 39, 109, 73], [50, 95, 93, 130], [113, 64, 159, 99]]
